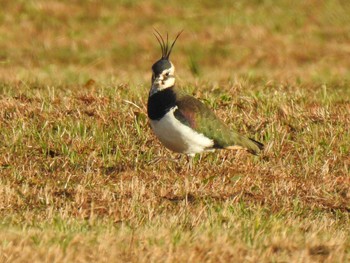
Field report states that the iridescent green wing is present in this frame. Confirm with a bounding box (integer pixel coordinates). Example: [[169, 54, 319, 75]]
[[174, 93, 263, 154]]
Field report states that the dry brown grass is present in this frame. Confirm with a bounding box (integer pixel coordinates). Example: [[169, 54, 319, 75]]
[[1, 1, 350, 262]]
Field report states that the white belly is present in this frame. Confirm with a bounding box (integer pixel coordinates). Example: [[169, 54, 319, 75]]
[[150, 107, 214, 155]]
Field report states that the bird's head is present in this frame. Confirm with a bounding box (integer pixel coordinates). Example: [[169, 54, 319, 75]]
[[150, 30, 182, 96]]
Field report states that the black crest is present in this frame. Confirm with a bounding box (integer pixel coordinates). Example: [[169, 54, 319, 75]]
[[153, 29, 183, 60]]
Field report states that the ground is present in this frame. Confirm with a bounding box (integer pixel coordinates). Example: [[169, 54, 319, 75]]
[[0, 1, 350, 262]]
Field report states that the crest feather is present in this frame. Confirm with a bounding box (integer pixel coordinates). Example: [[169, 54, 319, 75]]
[[153, 29, 183, 59]]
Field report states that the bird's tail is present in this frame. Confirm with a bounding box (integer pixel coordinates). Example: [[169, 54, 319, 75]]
[[247, 137, 264, 155], [226, 136, 264, 155]]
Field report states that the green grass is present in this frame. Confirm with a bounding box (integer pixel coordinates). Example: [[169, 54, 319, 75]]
[[1, 0, 350, 262]]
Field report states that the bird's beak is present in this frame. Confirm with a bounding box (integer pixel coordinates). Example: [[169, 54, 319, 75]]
[[150, 85, 158, 96], [152, 76, 164, 88], [154, 76, 163, 85], [150, 76, 165, 96]]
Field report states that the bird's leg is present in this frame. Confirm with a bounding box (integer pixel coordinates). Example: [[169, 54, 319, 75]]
[[184, 177, 190, 206], [173, 154, 184, 171], [148, 155, 180, 165], [185, 154, 196, 172]]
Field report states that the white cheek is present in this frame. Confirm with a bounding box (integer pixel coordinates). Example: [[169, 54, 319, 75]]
[[157, 77, 175, 90], [165, 77, 175, 86]]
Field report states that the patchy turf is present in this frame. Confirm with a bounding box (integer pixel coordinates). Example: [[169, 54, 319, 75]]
[[1, 1, 350, 262]]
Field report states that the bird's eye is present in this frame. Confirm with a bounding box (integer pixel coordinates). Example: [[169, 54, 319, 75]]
[[165, 72, 170, 77]]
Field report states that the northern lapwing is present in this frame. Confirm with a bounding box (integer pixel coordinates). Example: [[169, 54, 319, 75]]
[[147, 31, 264, 157]]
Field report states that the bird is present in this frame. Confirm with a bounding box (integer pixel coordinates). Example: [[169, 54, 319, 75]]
[[147, 30, 264, 157]]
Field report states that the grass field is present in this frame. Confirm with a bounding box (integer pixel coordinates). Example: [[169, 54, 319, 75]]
[[1, 1, 350, 262]]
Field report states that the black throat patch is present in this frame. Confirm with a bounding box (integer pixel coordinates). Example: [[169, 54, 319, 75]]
[[147, 87, 176, 120]]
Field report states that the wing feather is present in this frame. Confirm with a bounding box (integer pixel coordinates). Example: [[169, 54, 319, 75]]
[[174, 93, 263, 154]]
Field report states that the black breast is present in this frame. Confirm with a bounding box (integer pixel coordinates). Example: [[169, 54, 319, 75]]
[[147, 87, 177, 120]]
